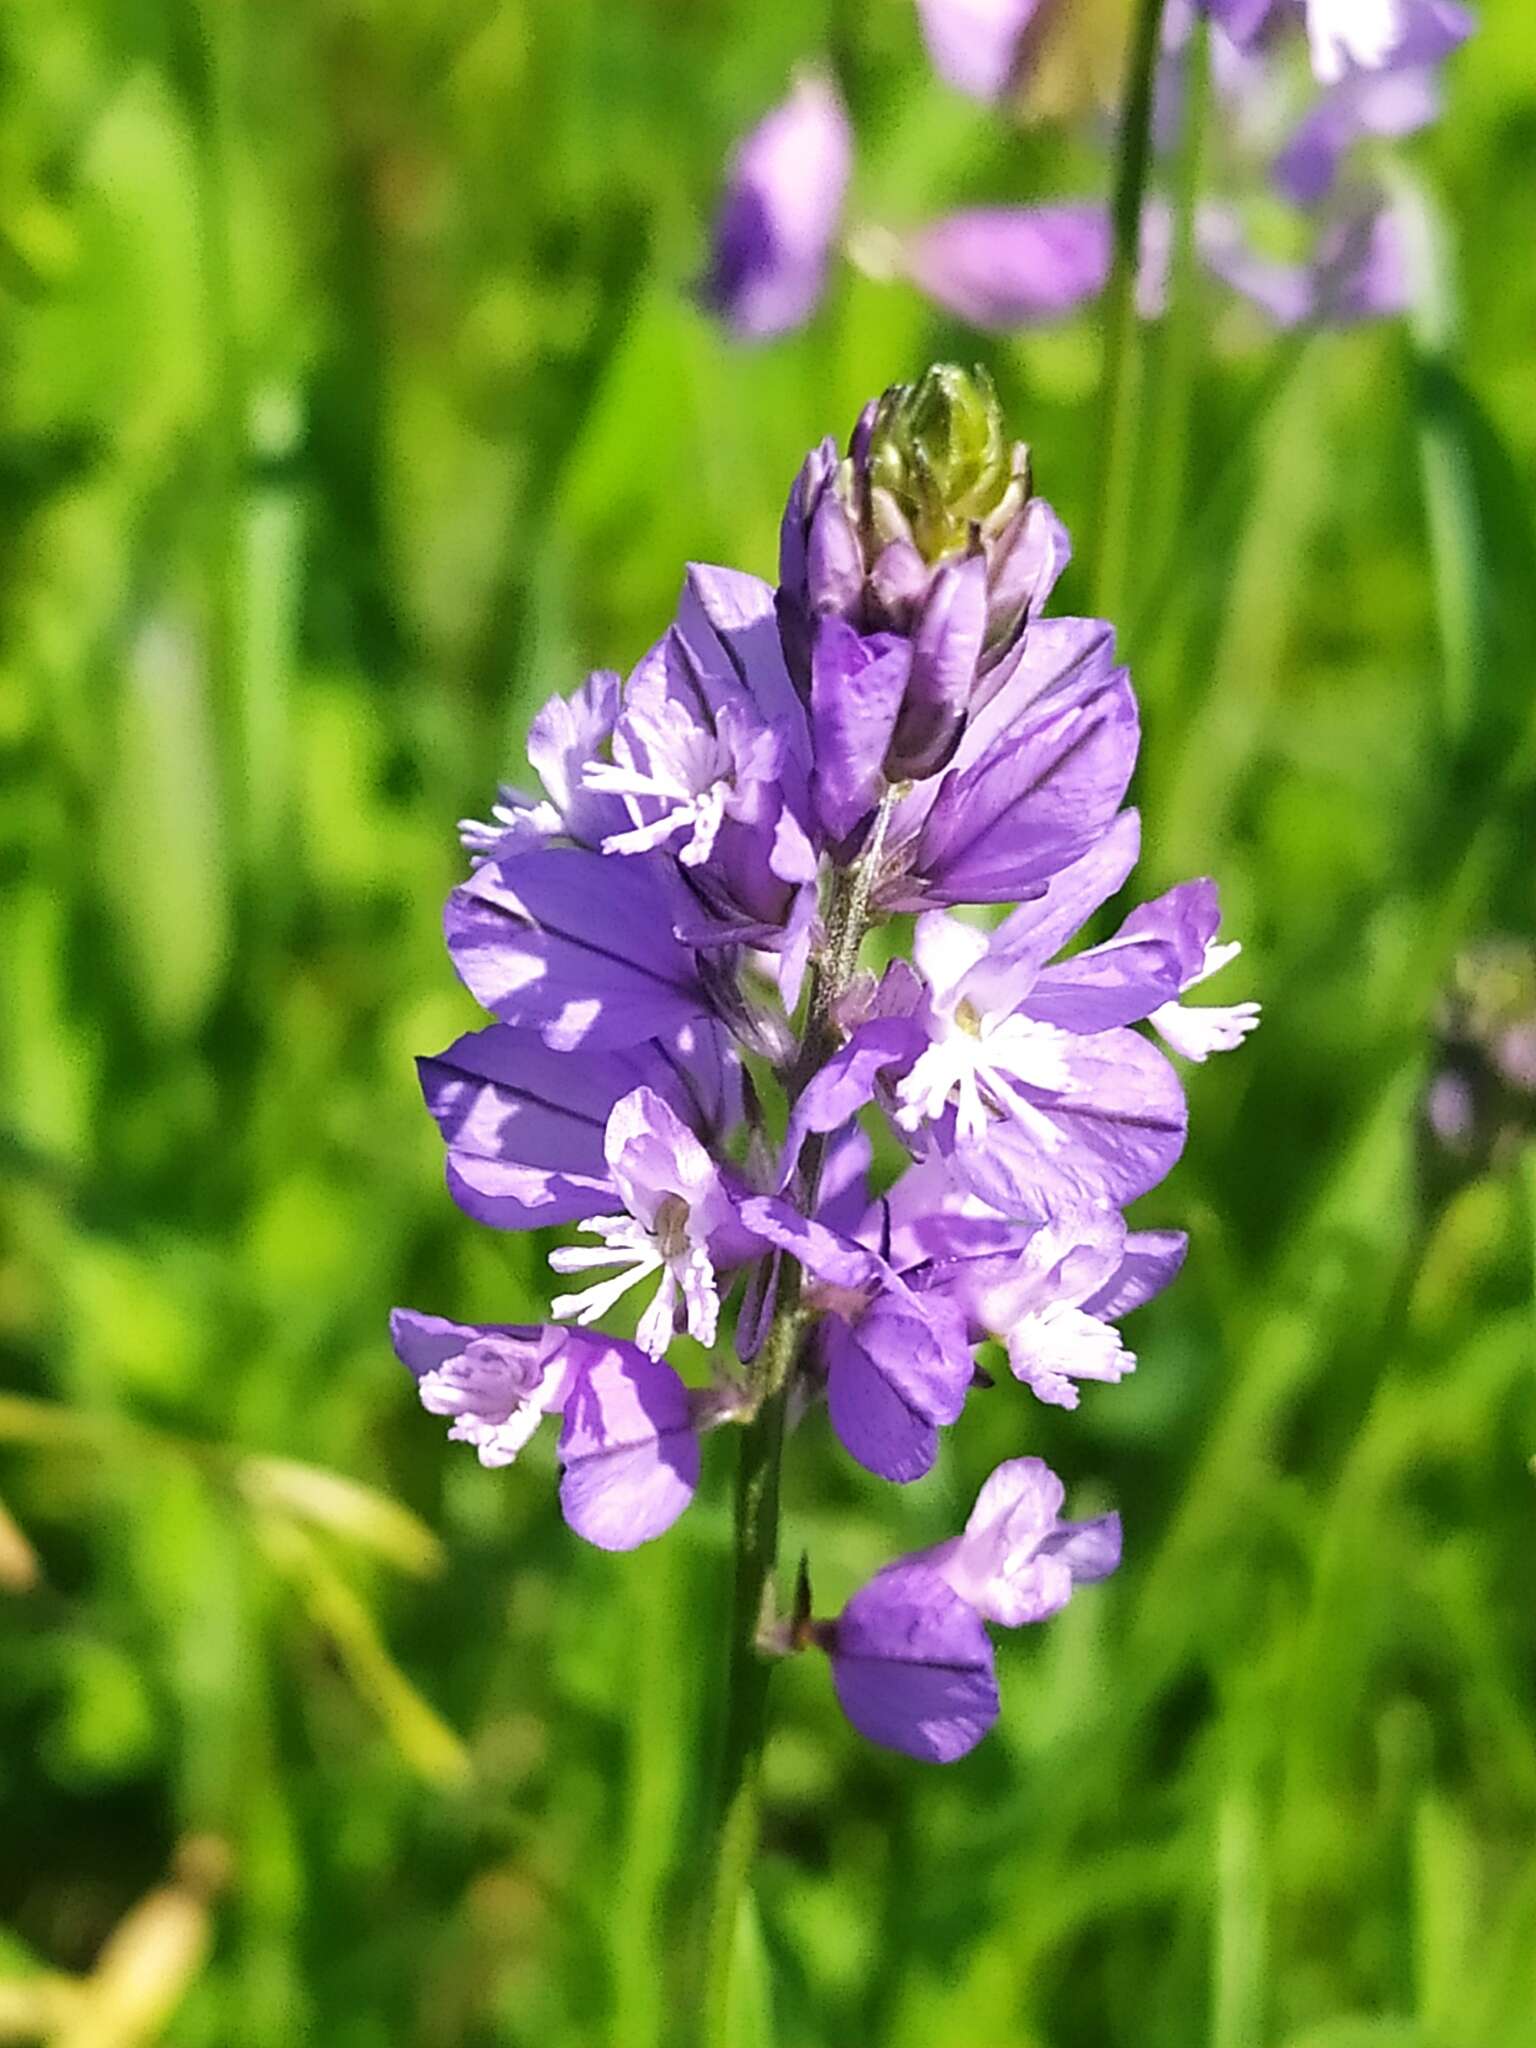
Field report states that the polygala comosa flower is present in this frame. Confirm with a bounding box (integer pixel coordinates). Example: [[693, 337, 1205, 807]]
[[392, 366, 1258, 1760]]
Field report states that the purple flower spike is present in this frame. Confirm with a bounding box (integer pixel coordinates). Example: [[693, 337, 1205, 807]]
[[901, 207, 1112, 330], [916, 0, 1047, 102], [830, 1562, 1000, 1762], [557, 1339, 701, 1550], [920, 1456, 1122, 1626], [701, 73, 852, 340], [391, 1310, 574, 1467]]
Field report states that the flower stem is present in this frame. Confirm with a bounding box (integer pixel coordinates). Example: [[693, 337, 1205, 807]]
[[699, 1381, 787, 2044], [697, 792, 897, 2040], [1091, 0, 1169, 626]]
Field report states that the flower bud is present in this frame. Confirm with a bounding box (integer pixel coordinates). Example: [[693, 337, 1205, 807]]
[[776, 363, 1069, 759], [864, 363, 1016, 561]]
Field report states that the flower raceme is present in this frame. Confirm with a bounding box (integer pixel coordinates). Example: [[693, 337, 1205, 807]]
[[392, 368, 1258, 1763]]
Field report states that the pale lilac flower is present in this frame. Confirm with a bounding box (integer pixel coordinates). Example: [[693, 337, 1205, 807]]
[[908, 1201, 1187, 1407], [1204, 0, 1473, 85], [916, 1456, 1122, 1624], [701, 73, 852, 340], [549, 1088, 757, 1357], [390, 1314, 701, 1548], [895, 206, 1113, 330], [390, 1312, 573, 1468]]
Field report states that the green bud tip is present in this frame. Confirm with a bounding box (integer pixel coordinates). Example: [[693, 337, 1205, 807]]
[[865, 363, 1017, 561]]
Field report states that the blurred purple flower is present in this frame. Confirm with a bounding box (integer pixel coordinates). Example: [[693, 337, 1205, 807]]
[[894, 205, 1112, 329], [915, 0, 1048, 102], [700, 73, 852, 340]]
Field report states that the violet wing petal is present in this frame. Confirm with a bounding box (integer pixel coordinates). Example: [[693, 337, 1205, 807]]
[[951, 1028, 1188, 1218], [418, 1025, 624, 1227], [679, 563, 813, 773], [904, 206, 1111, 330], [738, 1197, 884, 1293], [906, 677, 1139, 908], [1081, 1229, 1189, 1318], [446, 850, 711, 1051], [779, 1017, 926, 1187], [810, 621, 912, 839], [557, 1342, 700, 1550], [1024, 933, 1187, 1033], [824, 1323, 941, 1483], [831, 1562, 999, 1763]]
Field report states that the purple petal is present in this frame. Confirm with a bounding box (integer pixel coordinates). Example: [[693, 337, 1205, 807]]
[[780, 1017, 925, 1187], [984, 810, 1143, 976], [810, 620, 912, 839], [903, 677, 1139, 909], [950, 1028, 1188, 1218], [904, 206, 1110, 329], [1080, 1228, 1188, 1318], [418, 1025, 628, 1228], [700, 73, 852, 340], [678, 564, 812, 771], [916, 0, 1047, 100], [891, 554, 989, 778], [524, 668, 626, 847], [445, 849, 711, 1051], [831, 1562, 999, 1763], [739, 1196, 884, 1293], [557, 1341, 700, 1550], [825, 1328, 941, 1483], [1273, 65, 1441, 206], [1024, 932, 1186, 1033], [1039, 1511, 1123, 1586], [390, 1311, 575, 1467]]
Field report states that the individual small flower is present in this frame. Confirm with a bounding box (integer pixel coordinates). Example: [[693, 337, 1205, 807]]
[[909, 1201, 1188, 1407], [827, 1562, 1000, 1763], [915, 0, 1047, 102], [823, 1457, 1119, 1760], [584, 619, 819, 961], [390, 1314, 701, 1549], [1197, 198, 1415, 327], [390, 1311, 573, 1468], [739, 1200, 975, 1482], [887, 206, 1113, 330], [459, 669, 625, 865], [916, 1455, 1122, 1625], [549, 1087, 759, 1357], [700, 72, 852, 340]]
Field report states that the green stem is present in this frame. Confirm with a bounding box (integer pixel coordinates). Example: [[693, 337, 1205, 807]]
[[698, 792, 897, 2041], [1091, 0, 1170, 625]]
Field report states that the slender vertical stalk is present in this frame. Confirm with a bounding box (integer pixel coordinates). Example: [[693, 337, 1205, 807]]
[[1138, 15, 1209, 624], [1091, 0, 1170, 625], [698, 793, 897, 2042]]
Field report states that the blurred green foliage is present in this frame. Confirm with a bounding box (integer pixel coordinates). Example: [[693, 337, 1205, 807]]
[[2, 1, 1535, 2044]]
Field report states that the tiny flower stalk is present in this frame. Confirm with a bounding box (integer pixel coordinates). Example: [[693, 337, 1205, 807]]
[[390, 370, 1256, 2038]]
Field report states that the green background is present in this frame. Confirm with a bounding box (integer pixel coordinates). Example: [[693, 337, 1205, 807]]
[[2, 1, 1535, 2043]]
